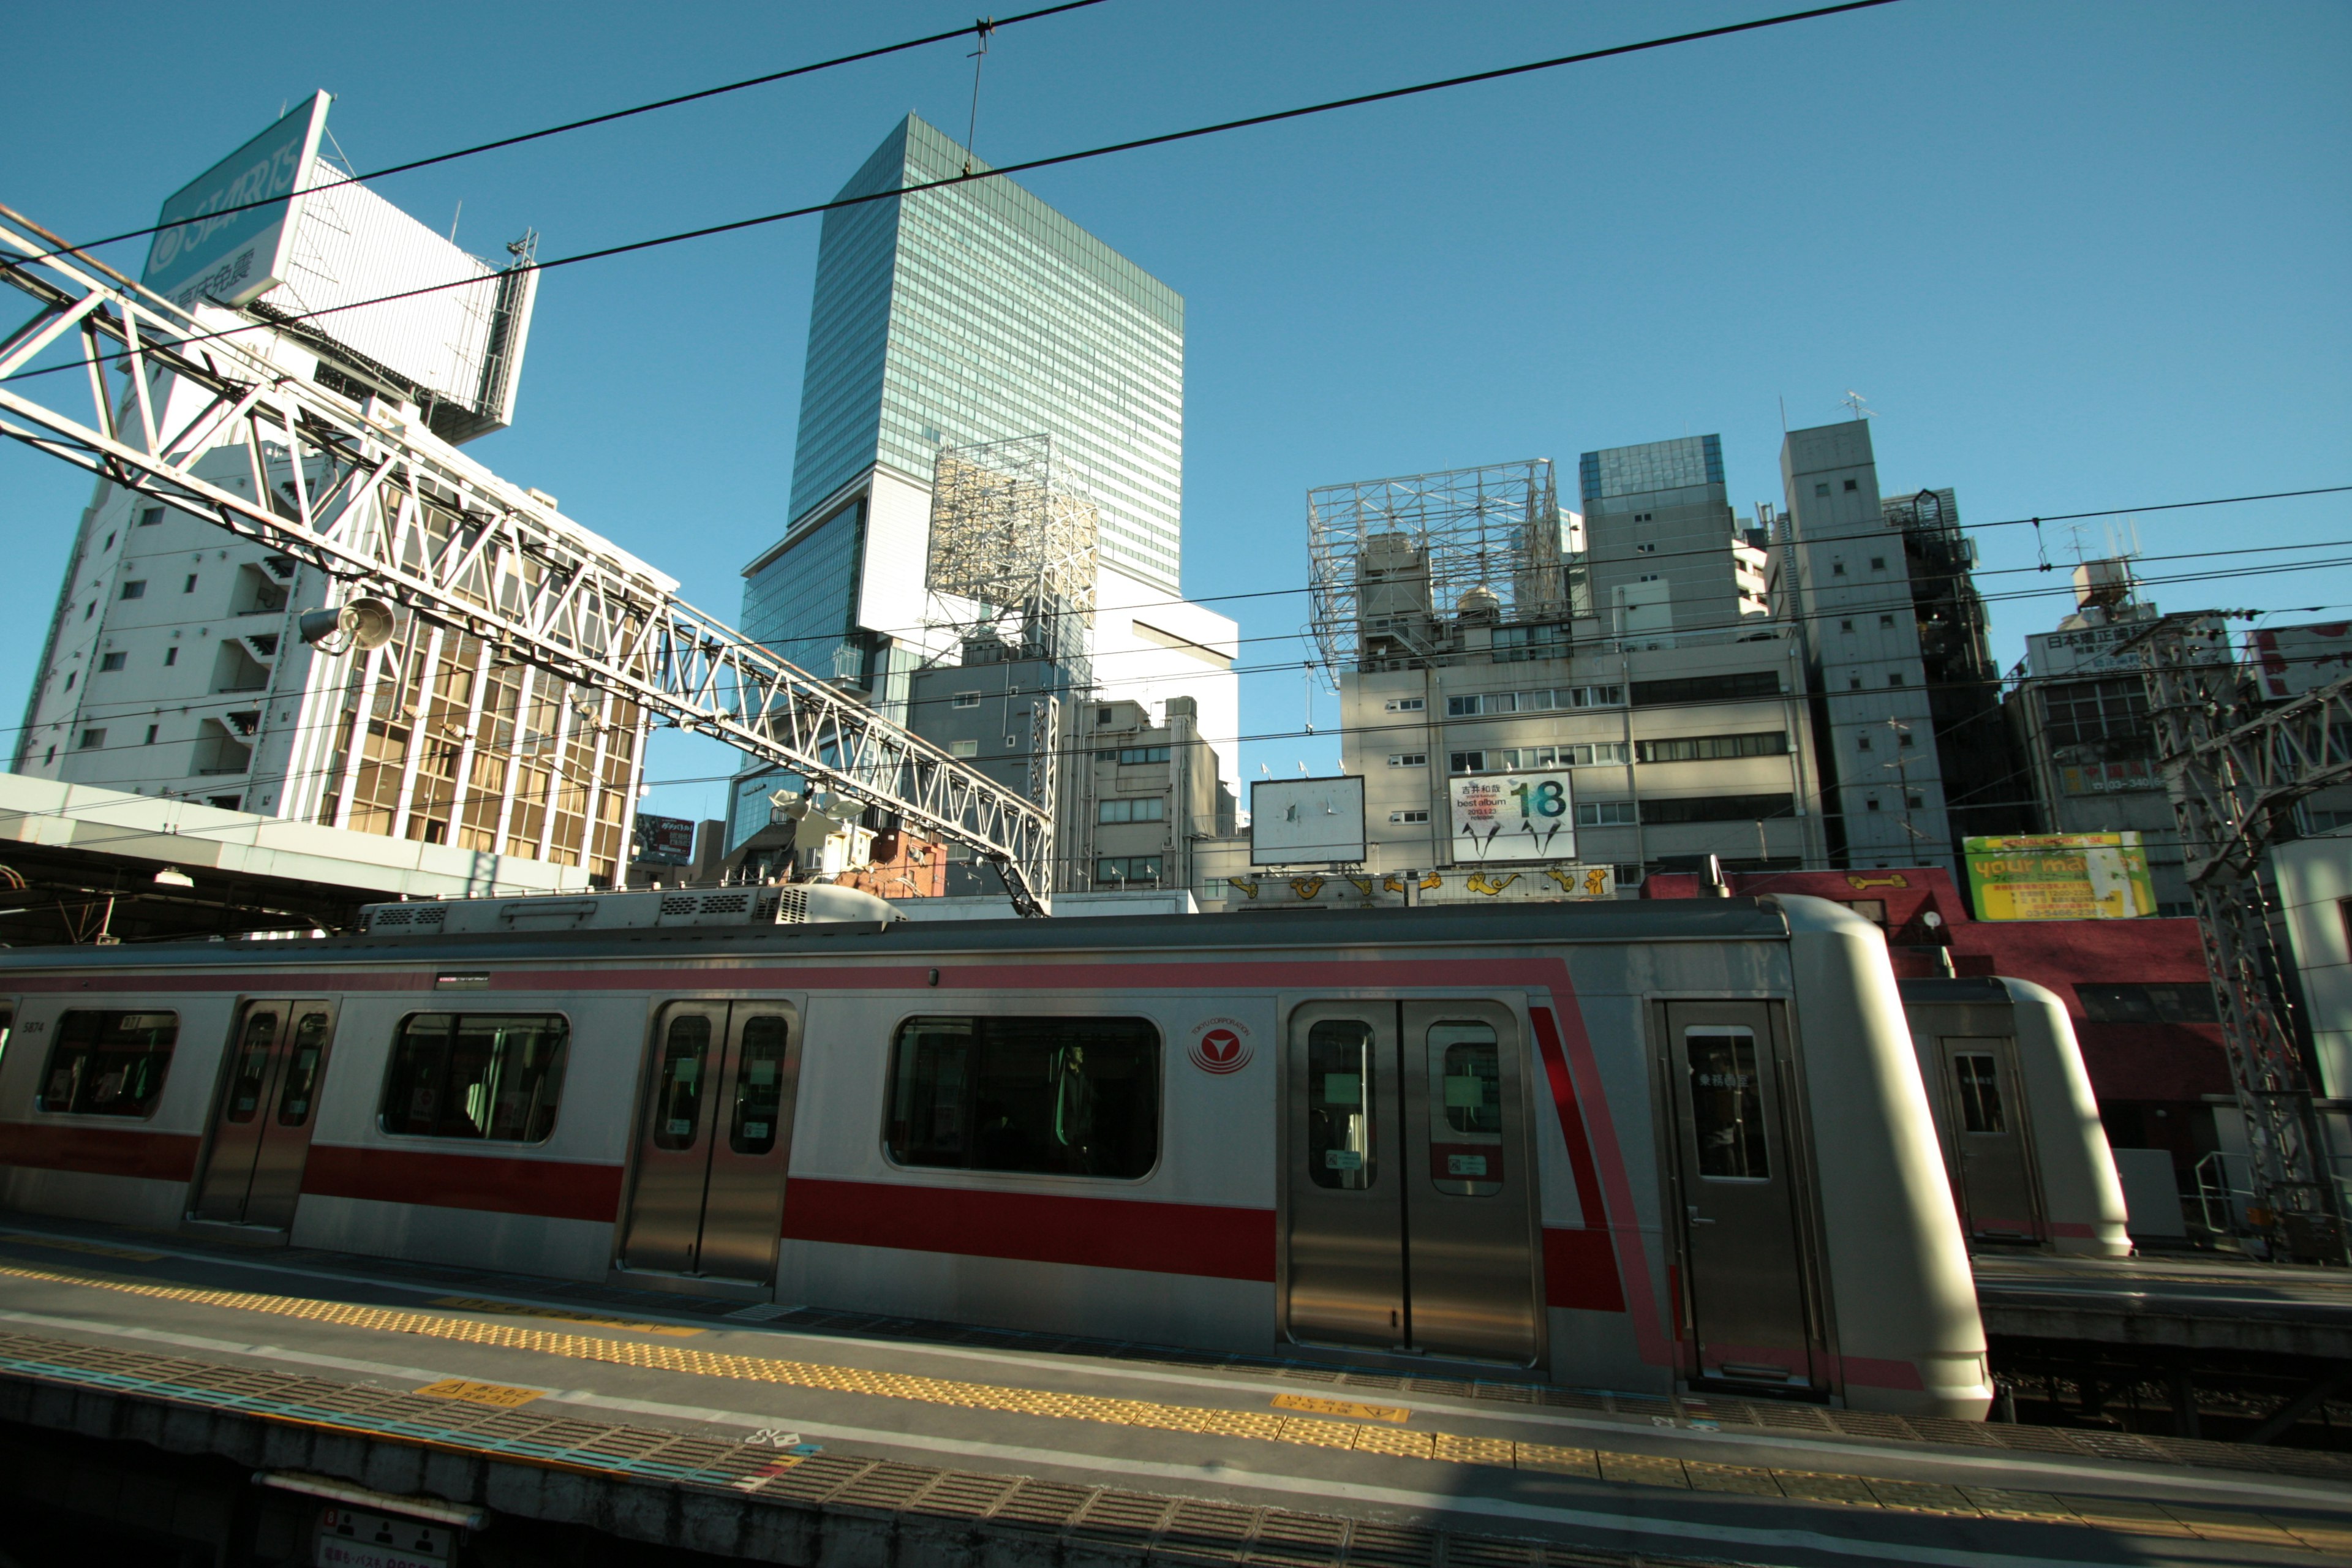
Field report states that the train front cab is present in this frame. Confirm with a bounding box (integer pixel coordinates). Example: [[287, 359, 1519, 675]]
[[1898, 975, 2131, 1258]]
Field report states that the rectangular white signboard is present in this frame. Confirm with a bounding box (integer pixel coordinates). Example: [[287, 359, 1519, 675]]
[[2026, 614, 2230, 680], [143, 91, 330, 311], [1449, 768, 1577, 862], [1251, 776, 1366, 865]]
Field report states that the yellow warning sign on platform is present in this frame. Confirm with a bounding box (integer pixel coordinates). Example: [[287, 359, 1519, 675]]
[[414, 1378, 545, 1408], [1270, 1393, 1410, 1423]]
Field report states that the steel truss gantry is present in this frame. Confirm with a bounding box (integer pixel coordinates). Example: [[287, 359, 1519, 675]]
[[2137, 614, 2352, 1263], [0, 205, 1054, 913]]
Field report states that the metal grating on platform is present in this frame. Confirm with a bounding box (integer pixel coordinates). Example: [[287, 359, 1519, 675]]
[[0, 1331, 1722, 1568]]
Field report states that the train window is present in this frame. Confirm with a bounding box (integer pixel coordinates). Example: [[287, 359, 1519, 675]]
[[2073, 982, 2219, 1024], [886, 1016, 1159, 1180], [275, 1011, 331, 1126], [1952, 1053, 2007, 1134], [1428, 1021, 1503, 1196], [37, 1011, 178, 1118], [730, 1015, 791, 1156], [1686, 1025, 1768, 1180], [1307, 1019, 1376, 1191], [650, 1013, 710, 1150], [224, 1008, 280, 1123], [378, 1014, 568, 1143]]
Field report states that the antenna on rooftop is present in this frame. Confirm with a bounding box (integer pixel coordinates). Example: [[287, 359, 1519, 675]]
[[1840, 390, 1875, 421]]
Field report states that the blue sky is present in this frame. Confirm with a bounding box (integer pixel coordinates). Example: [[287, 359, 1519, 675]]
[[4, 1, 2346, 827]]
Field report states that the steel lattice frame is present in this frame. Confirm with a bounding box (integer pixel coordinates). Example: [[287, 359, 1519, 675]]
[[925, 435, 1098, 671], [0, 206, 1053, 913], [1305, 459, 1567, 684], [2138, 615, 2352, 1262]]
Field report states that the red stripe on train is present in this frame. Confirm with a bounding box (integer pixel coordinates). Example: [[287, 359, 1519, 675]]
[[781, 1177, 1276, 1282], [300, 1144, 624, 1224], [0, 1123, 200, 1183]]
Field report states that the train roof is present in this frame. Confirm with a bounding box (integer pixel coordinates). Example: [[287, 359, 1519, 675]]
[[0, 896, 1806, 974]]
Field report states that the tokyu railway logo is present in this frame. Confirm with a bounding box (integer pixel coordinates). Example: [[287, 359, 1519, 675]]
[[1189, 1017, 1254, 1076]]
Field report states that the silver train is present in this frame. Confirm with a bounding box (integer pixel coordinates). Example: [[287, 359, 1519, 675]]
[[0, 888, 1993, 1417], [1899, 976, 2132, 1259]]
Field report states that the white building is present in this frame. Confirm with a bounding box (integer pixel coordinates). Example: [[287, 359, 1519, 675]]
[[14, 101, 657, 889]]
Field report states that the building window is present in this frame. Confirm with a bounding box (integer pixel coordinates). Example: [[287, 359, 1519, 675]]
[[2040, 678, 2149, 750], [98, 652, 126, 672], [1866, 797, 1881, 811], [144, 725, 158, 745], [1635, 542, 1657, 554], [1879, 614, 1895, 628], [83, 601, 95, 620], [164, 646, 178, 666], [1831, 563, 1847, 576], [948, 739, 979, 758], [885, 1016, 1159, 1178], [102, 533, 114, 551], [1888, 673, 1905, 687], [377, 1013, 569, 1143], [1449, 751, 1486, 775], [1899, 731, 1914, 747], [37, 1011, 178, 1118], [1814, 483, 1830, 497], [1387, 753, 1427, 767], [1389, 810, 1430, 824], [1858, 735, 1874, 751], [1844, 479, 1858, 492], [77, 728, 105, 750], [1109, 745, 1170, 765], [1870, 557, 1886, 570], [952, 692, 981, 708], [1629, 672, 1778, 706], [2075, 982, 2220, 1023], [1098, 797, 1165, 824], [1905, 793, 1926, 810], [1849, 675, 1863, 690], [63, 671, 75, 691], [137, 506, 164, 527], [1638, 793, 1796, 825], [1637, 573, 1660, 582], [1096, 708, 1115, 727], [119, 580, 146, 600], [183, 575, 198, 593], [1840, 619, 1854, 632], [42, 746, 54, 764], [1383, 697, 1426, 712], [1635, 731, 1788, 764], [1575, 800, 1637, 827], [1094, 855, 1164, 886]]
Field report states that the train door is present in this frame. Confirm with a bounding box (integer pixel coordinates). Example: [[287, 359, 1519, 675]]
[[190, 1000, 337, 1231], [1939, 1037, 2042, 1244], [1662, 1000, 1823, 1391], [1281, 999, 1540, 1365], [618, 998, 802, 1284]]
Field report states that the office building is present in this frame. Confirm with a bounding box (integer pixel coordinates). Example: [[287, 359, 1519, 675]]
[[1578, 434, 1768, 641], [14, 105, 648, 888], [728, 115, 1236, 865], [2005, 557, 2231, 913], [1773, 421, 1956, 873], [1309, 459, 1826, 888]]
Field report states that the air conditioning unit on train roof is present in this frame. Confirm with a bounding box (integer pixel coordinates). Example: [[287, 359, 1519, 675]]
[[356, 883, 898, 937]]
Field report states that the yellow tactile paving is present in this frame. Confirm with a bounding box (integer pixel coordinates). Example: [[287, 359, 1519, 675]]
[[413, 1378, 544, 1408], [0, 1258, 2343, 1553], [431, 1296, 704, 1338]]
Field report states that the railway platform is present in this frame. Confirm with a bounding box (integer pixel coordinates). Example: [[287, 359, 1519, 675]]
[[0, 1216, 2346, 1567], [1974, 1251, 2352, 1360]]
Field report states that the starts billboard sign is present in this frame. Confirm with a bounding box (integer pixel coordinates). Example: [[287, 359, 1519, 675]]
[[143, 92, 330, 311], [1449, 768, 1576, 862], [1964, 832, 2156, 921]]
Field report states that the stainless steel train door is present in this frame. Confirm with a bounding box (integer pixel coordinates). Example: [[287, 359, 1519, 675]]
[[619, 999, 802, 1283], [1939, 1036, 2041, 1243], [1662, 1000, 1822, 1390], [190, 999, 337, 1230], [1283, 999, 1540, 1365]]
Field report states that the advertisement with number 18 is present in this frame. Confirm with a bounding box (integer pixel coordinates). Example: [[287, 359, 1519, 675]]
[[1449, 769, 1577, 862]]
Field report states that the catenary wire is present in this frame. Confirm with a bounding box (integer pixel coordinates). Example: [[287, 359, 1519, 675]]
[[7, 2, 1112, 271], [0, 1, 1901, 388]]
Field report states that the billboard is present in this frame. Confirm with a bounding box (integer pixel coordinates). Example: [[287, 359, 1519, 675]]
[[1250, 776, 1365, 865], [2253, 622, 2352, 701], [632, 813, 696, 867], [1964, 833, 2157, 921], [143, 92, 331, 311], [1449, 768, 1576, 863], [2025, 614, 2231, 680], [1221, 865, 1615, 907]]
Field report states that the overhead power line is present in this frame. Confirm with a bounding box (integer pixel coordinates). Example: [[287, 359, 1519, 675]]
[[1, 0, 1901, 386], [13, 1, 1110, 271]]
